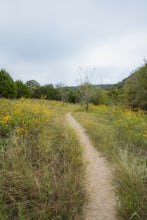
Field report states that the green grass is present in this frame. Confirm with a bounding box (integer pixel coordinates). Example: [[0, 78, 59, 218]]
[[73, 104, 147, 220]]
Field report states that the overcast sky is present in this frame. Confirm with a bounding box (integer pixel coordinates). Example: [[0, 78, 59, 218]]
[[0, 0, 147, 85]]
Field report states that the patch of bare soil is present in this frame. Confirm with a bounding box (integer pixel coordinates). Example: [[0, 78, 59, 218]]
[[66, 112, 117, 220]]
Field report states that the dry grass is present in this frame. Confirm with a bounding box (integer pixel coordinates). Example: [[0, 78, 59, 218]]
[[0, 99, 85, 220], [73, 104, 147, 220]]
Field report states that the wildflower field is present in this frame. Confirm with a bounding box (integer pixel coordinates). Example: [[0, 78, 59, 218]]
[[0, 98, 85, 220], [73, 104, 147, 220], [0, 98, 146, 220]]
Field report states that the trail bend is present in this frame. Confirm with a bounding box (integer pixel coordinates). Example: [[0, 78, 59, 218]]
[[66, 112, 117, 220]]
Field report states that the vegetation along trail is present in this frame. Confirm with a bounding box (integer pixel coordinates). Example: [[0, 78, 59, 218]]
[[66, 112, 117, 220]]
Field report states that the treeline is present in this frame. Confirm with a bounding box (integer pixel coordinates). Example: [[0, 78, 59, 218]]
[[0, 69, 77, 102], [0, 64, 147, 110], [0, 69, 108, 104]]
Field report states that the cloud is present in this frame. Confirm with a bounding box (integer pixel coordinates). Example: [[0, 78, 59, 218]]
[[64, 31, 147, 84], [81, 32, 147, 67], [0, 0, 147, 85]]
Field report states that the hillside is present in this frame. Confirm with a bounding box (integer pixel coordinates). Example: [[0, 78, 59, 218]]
[[122, 64, 147, 109]]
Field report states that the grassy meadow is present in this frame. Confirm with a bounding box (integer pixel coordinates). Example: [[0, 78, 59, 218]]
[[0, 98, 85, 220], [73, 104, 147, 220], [0, 98, 147, 220]]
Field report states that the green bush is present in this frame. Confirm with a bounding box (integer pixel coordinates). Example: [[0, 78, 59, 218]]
[[0, 69, 16, 98]]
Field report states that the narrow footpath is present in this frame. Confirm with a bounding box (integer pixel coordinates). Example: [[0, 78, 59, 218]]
[[66, 112, 117, 220]]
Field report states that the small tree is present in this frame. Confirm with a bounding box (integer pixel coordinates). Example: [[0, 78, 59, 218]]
[[78, 75, 94, 111]]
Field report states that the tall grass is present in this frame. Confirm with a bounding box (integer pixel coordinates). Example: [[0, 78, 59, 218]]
[[73, 104, 147, 220], [0, 99, 85, 219], [114, 150, 146, 220]]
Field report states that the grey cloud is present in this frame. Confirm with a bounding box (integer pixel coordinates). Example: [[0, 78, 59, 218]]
[[0, 0, 147, 85]]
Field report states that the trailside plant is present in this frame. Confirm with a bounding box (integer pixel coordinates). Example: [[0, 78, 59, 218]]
[[73, 104, 147, 220]]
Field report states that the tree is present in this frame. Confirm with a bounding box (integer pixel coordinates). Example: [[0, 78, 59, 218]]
[[76, 66, 99, 111], [15, 80, 30, 98], [32, 84, 60, 100], [55, 83, 69, 102], [47, 84, 58, 100], [40, 84, 56, 100], [78, 75, 94, 111], [66, 88, 79, 103], [25, 80, 40, 88], [0, 69, 16, 98], [25, 80, 40, 98], [124, 64, 147, 110]]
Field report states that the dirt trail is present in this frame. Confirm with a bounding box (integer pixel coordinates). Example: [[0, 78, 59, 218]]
[[66, 112, 117, 220]]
